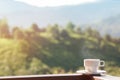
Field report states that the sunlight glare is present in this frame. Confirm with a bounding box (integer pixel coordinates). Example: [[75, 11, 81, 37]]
[[15, 0, 99, 7]]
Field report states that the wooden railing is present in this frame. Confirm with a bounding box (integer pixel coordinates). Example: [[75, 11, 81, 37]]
[[0, 74, 94, 80]]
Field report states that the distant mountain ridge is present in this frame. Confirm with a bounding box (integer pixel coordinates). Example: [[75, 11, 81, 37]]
[[90, 14, 120, 37], [0, 0, 120, 27]]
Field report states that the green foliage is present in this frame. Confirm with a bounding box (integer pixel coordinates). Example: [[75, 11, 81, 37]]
[[66, 22, 75, 32], [0, 19, 120, 76], [0, 18, 10, 38]]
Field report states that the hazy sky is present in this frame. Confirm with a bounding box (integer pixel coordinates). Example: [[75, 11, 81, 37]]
[[0, 0, 119, 29], [15, 0, 100, 7]]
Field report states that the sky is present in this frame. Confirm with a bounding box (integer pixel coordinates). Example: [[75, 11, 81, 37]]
[[15, 0, 100, 7]]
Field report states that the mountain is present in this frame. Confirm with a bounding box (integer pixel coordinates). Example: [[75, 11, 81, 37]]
[[0, 0, 120, 28], [90, 14, 120, 37]]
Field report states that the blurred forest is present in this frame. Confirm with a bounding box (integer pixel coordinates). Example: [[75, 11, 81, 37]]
[[0, 18, 120, 76]]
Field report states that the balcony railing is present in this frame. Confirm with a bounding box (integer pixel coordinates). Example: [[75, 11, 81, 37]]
[[0, 73, 120, 80], [0, 74, 94, 80]]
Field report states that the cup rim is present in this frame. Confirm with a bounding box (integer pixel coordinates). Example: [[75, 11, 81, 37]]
[[84, 59, 100, 61]]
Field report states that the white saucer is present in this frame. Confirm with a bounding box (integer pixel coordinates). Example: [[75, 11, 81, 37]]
[[76, 70, 106, 75]]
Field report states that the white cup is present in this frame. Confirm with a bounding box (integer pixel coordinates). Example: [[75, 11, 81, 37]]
[[84, 59, 105, 73]]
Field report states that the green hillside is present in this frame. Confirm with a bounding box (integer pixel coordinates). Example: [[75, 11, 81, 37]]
[[0, 19, 120, 76]]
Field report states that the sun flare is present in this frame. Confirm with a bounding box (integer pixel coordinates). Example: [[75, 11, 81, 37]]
[[15, 0, 99, 7]]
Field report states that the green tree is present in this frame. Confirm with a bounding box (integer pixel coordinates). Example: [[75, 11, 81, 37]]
[[75, 26, 82, 34], [0, 18, 10, 38], [13, 28, 25, 40], [29, 58, 50, 74], [30, 23, 41, 32], [84, 27, 93, 37], [66, 22, 75, 32], [104, 34, 112, 41]]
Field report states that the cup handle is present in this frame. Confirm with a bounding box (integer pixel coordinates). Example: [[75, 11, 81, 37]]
[[100, 60, 105, 67]]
